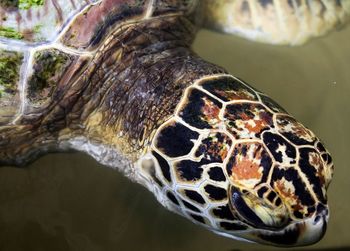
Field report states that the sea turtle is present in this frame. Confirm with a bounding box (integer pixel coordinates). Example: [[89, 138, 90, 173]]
[[0, 0, 346, 247]]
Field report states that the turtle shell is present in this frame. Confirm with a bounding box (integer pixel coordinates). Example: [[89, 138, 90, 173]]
[[0, 0, 197, 125]]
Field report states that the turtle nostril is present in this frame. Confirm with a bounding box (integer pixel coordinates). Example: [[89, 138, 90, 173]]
[[314, 204, 329, 224], [316, 204, 329, 217]]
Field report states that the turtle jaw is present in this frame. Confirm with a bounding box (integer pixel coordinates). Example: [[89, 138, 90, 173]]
[[225, 205, 329, 247], [296, 211, 328, 246]]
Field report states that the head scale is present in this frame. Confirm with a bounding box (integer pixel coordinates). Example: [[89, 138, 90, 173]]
[[137, 74, 334, 246]]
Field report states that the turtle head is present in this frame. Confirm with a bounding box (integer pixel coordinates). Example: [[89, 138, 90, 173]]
[[137, 75, 334, 247]]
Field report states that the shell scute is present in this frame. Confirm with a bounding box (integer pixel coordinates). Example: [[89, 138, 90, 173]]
[[259, 93, 287, 113], [298, 148, 327, 204], [194, 132, 232, 164], [26, 48, 77, 107], [270, 166, 316, 219], [174, 159, 204, 183], [199, 76, 259, 102], [0, 1, 96, 42], [154, 119, 199, 158], [226, 142, 272, 189], [60, 0, 149, 50], [262, 131, 297, 165], [0, 49, 23, 124], [276, 114, 316, 145], [224, 103, 274, 139], [178, 87, 223, 129]]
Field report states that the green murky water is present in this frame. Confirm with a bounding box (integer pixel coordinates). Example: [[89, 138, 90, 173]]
[[0, 25, 349, 251]]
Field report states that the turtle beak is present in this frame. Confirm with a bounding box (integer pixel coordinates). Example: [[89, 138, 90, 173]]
[[246, 204, 329, 246], [297, 205, 329, 246]]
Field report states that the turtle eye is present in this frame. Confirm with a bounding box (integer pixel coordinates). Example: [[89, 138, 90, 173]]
[[229, 186, 289, 230]]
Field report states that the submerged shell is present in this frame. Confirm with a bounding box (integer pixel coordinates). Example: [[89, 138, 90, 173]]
[[0, 0, 197, 123], [0, 1, 99, 43], [0, 49, 23, 124], [0, 0, 196, 44]]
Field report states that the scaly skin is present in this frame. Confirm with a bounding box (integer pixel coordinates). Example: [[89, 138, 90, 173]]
[[0, 0, 335, 247]]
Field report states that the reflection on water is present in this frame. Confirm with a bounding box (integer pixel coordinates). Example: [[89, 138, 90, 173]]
[[0, 25, 350, 251]]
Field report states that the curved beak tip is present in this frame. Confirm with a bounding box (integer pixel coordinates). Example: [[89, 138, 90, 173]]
[[298, 214, 328, 246]]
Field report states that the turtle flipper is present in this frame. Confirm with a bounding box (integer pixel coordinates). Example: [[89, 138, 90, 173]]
[[201, 0, 350, 45]]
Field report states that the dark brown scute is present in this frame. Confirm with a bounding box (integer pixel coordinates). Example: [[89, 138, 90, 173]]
[[200, 76, 259, 102], [262, 131, 296, 164], [299, 148, 327, 204], [155, 121, 199, 158], [182, 199, 201, 212], [212, 204, 236, 220], [175, 159, 204, 182], [207, 166, 226, 182], [152, 150, 172, 182], [220, 221, 247, 231], [184, 189, 206, 205], [27, 49, 77, 106], [166, 191, 180, 206], [204, 184, 227, 201], [178, 87, 222, 129]]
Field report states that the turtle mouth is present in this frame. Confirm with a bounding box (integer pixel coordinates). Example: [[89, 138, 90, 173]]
[[254, 212, 328, 246], [227, 201, 329, 247], [229, 186, 329, 246]]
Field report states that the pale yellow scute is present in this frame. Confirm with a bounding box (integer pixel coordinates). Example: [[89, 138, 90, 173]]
[[202, 0, 350, 45], [0, 0, 99, 43], [0, 49, 23, 125]]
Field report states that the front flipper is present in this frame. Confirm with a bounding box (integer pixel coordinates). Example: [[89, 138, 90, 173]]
[[201, 0, 350, 45]]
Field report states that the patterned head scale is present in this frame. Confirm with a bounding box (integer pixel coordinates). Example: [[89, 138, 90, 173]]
[[137, 74, 334, 246]]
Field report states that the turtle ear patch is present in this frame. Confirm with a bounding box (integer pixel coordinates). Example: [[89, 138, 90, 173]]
[[154, 119, 199, 158], [199, 76, 259, 102]]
